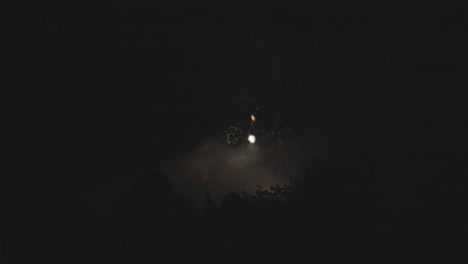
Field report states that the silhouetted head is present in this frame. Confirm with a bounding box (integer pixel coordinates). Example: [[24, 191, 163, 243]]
[[172, 193, 198, 219], [221, 192, 242, 218]]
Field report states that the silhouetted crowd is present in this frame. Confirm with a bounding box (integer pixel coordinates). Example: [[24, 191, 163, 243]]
[[2, 169, 464, 263]]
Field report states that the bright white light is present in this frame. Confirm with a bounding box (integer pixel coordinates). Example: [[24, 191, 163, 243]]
[[248, 134, 256, 144]]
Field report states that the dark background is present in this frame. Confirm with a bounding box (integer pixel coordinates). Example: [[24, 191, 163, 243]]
[[3, 0, 467, 261]]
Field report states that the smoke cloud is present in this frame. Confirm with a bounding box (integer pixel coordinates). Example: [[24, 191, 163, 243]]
[[162, 136, 313, 203]]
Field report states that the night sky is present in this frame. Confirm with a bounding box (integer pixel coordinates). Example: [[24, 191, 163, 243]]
[[3, 1, 467, 261]]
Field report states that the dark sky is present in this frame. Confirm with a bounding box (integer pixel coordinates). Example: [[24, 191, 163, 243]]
[[5, 1, 466, 201]]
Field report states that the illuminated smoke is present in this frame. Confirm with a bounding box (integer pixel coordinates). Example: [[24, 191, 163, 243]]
[[162, 135, 312, 202]]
